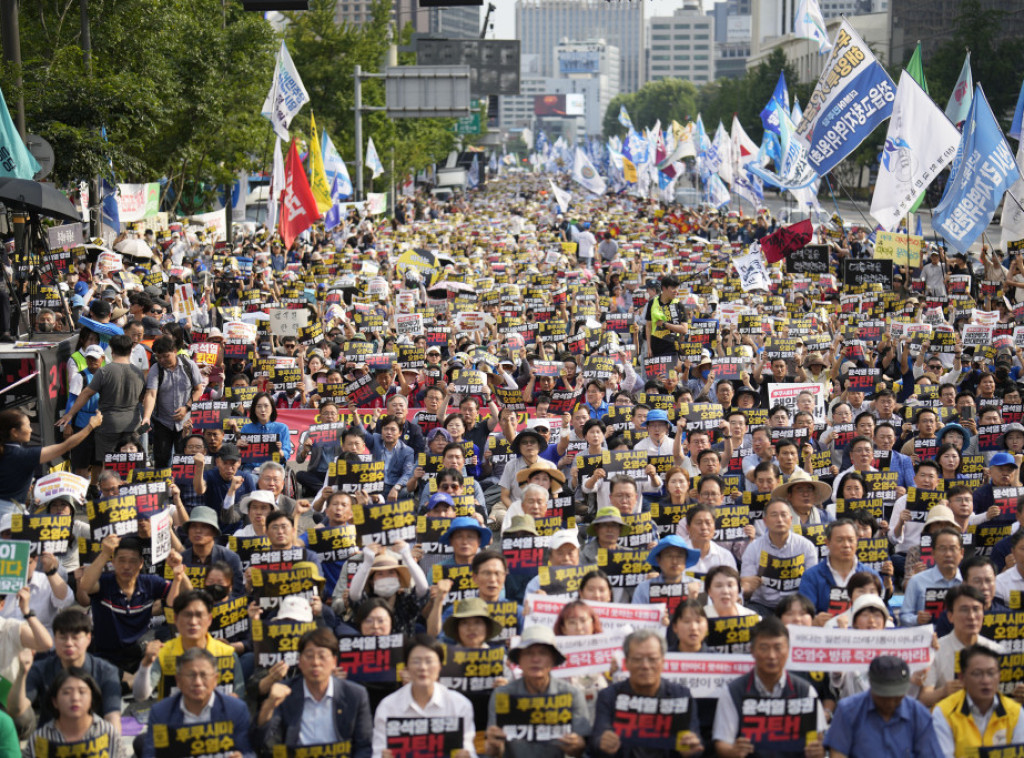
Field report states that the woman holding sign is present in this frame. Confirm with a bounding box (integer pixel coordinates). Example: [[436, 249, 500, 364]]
[[372, 635, 476, 758], [27, 667, 125, 758]]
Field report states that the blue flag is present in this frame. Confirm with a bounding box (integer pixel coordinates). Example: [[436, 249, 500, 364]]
[[915, 215, 923, 237], [760, 72, 790, 136], [934, 85, 1021, 254], [321, 130, 352, 200], [100, 179, 120, 232], [618, 105, 634, 131], [324, 175, 345, 231]]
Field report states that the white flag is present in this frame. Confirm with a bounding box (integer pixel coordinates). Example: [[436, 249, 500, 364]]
[[665, 121, 696, 163], [572, 147, 606, 195], [266, 137, 284, 233], [945, 53, 973, 128], [366, 138, 384, 179], [548, 179, 571, 214], [1001, 138, 1024, 249], [322, 130, 352, 200], [793, 0, 833, 54], [708, 174, 731, 208], [713, 122, 734, 185], [261, 42, 309, 141], [733, 248, 770, 292], [871, 71, 960, 231]]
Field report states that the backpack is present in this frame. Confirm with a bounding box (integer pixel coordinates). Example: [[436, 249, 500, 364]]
[[157, 353, 199, 396]]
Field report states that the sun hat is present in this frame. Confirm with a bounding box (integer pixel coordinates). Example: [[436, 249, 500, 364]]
[[509, 626, 566, 667], [442, 596, 502, 642]]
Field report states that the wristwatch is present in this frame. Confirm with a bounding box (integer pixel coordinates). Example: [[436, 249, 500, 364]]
[[44, 567, 58, 577], [22, 610, 36, 620]]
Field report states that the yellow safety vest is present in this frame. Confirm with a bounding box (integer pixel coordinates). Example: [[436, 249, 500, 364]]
[[651, 296, 675, 340], [937, 689, 1022, 755], [157, 633, 237, 699]]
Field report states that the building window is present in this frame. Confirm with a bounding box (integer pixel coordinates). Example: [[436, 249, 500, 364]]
[[693, 54, 708, 60], [651, 34, 670, 40], [694, 34, 709, 40]]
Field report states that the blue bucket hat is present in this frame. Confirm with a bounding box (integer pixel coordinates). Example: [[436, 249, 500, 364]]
[[439, 516, 492, 548], [935, 422, 971, 453], [646, 535, 700, 571], [643, 409, 671, 427]]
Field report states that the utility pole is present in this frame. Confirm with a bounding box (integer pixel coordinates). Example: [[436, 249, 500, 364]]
[[354, 65, 363, 201]]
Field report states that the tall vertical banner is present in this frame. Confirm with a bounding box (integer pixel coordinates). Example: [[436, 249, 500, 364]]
[[308, 113, 332, 213], [796, 20, 897, 175], [934, 86, 1021, 254], [280, 139, 320, 250], [261, 41, 309, 140]]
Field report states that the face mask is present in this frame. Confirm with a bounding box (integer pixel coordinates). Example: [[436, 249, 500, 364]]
[[701, 369, 711, 380], [374, 577, 401, 598], [206, 584, 229, 602]]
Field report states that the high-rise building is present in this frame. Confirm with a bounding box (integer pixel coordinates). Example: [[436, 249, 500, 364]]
[[516, 0, 645, 94], [647, 3, 715, 86], [334, 0, 479, 38], [889, 0, 1024, 66], [711, 1, 751, 79]]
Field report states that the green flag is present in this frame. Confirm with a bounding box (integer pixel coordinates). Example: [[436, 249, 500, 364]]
[[906, 43, 928, 94], [0, 85, 39, 179], [906, 42, 928, 213]]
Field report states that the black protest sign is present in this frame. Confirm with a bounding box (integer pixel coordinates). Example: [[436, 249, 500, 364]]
[[33, 732, 114, 757], [494, 691, 575, 742], [351, 498, 416, 546], [305, 525, 358, 564], [537, 564, 596, 594], [843, 259, 892, 287], [102, 451, 146, 479], [227, 535, 271, 571], [86, 495, 138, 540], [613, 693, 693, 750], [9, 513, 71, 556], [597, 548, 653, 588], [785, 245, 830, 275], [239, 433, 281, 467], [739, 696, 818, 752], [250, 564, 322, 611], [151, 722, 238, 758], [385, 717, 464, 758], [439, 644, 506, 694], [251, 617, 318, 668], [338, 633, 404, 682], [706, 614, 760, 654], [329, 458, 385, 495]]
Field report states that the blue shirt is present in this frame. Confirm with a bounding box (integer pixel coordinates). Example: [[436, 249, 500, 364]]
[[240, 420, 293, 462], [901, 564, 962, 627], [824, 689, 942, 758], [89, 573, 170, 653]]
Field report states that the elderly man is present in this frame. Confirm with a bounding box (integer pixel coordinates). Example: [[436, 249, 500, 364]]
[[142, 647, 254, 758], [590, 629, 702, 757], [179, 506, 245, 596], [486, 626, 591, 758], [256, 461, 317, 533], [900, 527, 963, 627], [713, 617, 826, 758], [255, 628, 372, 756], [741, 499, 819, 617], [933, 644, 1024, 756], [798, 519, 880, 625], [825, 655, 941, 758]]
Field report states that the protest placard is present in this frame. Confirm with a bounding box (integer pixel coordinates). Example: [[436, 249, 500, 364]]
[[785, 625, 933, 672], [524, 594, 663, 635], [251, 617, 318, 668], [351, 498, 416, 546], [338, 633, 404, 683]]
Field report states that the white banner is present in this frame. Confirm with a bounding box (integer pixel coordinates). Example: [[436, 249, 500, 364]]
[[767, 381, 828, 424], [117, 183, 160, 223], [510, 632, 625, 679], [524, 593, 664, 636], [151, 509, 173, 565], [617, 652, 755, 698], [732, 249, 770, 292], [785, 624, 934, 672]]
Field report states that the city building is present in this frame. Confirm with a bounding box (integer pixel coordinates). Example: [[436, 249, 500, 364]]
[[710, 1, 751, 80], [889, 0, 1024, 66], [516, 0, 645, 94], [647, 2, 715, 86], [750, 0, 887, 63], [334, 0, 479, 37]]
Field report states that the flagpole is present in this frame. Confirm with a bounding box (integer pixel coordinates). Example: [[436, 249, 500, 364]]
[[255, 123, 274, 225]]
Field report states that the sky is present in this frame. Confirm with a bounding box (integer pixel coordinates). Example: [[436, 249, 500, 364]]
[[484, 0, 697, 40]]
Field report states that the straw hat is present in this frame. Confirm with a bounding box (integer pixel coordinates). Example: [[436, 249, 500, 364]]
[[771, 470, 831, 505], [442, 596, 502, 642], [367, 553, 411, 588]]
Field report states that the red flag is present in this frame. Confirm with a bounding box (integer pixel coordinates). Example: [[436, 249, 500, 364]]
[[760, 218, 813, 264], [280, 138, 320, 250]]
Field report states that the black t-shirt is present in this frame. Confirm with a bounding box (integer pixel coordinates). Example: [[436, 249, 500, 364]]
[[0, 443, 42, 502]]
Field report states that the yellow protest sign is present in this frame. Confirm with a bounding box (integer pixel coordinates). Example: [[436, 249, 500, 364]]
[[874, 231, 923, 267]]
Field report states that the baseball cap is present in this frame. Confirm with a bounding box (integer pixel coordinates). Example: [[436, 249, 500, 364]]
[[83, 345, 105, 360], [548, 529, 579, 553], [990, 451, 1017, 468], [277, 596, 313, 623], [217, 444, 242, 462], [868, 655, 911, 697]]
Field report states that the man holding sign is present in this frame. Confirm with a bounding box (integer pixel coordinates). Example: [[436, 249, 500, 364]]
[[590, 629, 702, 757]]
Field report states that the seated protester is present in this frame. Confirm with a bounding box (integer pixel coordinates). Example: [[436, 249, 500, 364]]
[[874, 422, 915, 490], [443, 412, 482, 480], [669, 600, 715, 746], [175, 434, 208, 511], [995, 528, 1024, 607], [260, 509, 321, 566], [987, 481, 1024, 573], [740, 498, 819, 618], [632, 535, 700, 605], [888, 459, 946, 563], [825, 654, 941, 758], [704, 565, 760, 620], [661, 466, 692, 520], [501, 482, 554, 535], [141, 647, 253, 758], [194, 443, 257, 533], [295, 403, 343, 497], [741, 427, 777, 483], [179, 506, 245, 597], [590, 629, 703, 758], [586, 475, 660, 549], [0, 516, 74, 632], [411, 383, 450, 434], [521, 525, 580, 600], [830, 595, 896, 699], [825, 570, 892, 628], [497, 427, 558, 525], [798, 519, 881, 625], [232, 490, 275, 539], [919, 584, 1004, 708], [485, 625, 592, 758], [673, 425, 715, 481], [240, 391, 293, 467], [819, 402, 854, 469], [679, 504, 737, 576], [900, 527, 964, 627], [360, 413, 416, 501], [831, 436, 880, 505], [581, 379, 609, 420], [773, 439, 808, 482], [775, 594, 837, 717], [937, 420, 977, 458], [202, 561, 250, 656], [712, 616, 827, 758], [413, 491, 460, 575], [76, 534, 190, 675], [13, 609, 121, 733], [348, 542, 428, 637], [430, 550, 523, 638], [256, 461, 317, 534], [432, 514, 490, 577], [898, 407, 941, 458], [26, 668, 126, 758], [971, 452, 1019, 533], [412, 442, 488, 513], [302, 491, 356, 598], [133, 589, 244, 701], [430, 467, 488, 523], [371, 635, 476, 757], [375, 392, 426, 454], [34, 490, 91, 573], [581, 506, 632, 570], [509, 461, 567, 522], [932, 556, 1007, 637], [632, 408, 675, 456], [933, 644, 1024, 756], [255, 628, 373, 756], [773, 470, 834, 529]]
